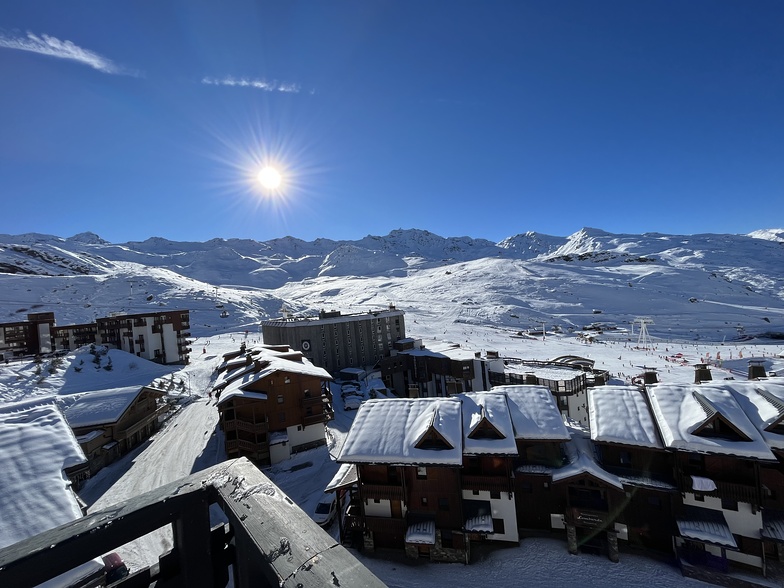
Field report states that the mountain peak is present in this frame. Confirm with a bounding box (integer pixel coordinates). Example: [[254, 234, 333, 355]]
[[67, 232, 107, 245]]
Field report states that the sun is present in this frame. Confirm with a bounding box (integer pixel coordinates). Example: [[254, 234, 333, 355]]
[[257, 166, 282, 190]]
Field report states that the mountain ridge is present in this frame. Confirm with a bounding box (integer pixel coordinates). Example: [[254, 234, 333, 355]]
[[1, 228, 782, 343]]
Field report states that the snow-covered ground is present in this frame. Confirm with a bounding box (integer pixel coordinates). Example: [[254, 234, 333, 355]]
[[49, 325, 784, 587]]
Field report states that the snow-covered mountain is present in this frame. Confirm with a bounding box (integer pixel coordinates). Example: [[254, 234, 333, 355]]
[[1, 228, 783, 342]]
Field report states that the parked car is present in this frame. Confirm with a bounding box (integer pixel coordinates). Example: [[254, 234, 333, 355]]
[[312, 493, 337, 527], [102, 552, 129, 584], [343, 395, 363, 410]]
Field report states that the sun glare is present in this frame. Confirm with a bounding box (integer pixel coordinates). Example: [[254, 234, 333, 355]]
[[257, 166, 282, 190]]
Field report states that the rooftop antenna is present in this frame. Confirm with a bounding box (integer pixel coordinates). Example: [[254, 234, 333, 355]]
[[634, 317, 654, 350]]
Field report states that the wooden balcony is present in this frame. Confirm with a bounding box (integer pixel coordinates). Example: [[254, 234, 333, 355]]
[[679, 473, 760, 505], [361, 483, 404, 502], [225, 438, 269, 457], [461, 474, 512, 494], [223, 419, 268, 434], [0, 458, 385, 588], [303, 413, 329, 427]]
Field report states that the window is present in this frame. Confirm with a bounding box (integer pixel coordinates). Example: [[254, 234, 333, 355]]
[[490, 491, 501, 500], [472, 490, 480, 496], [647, 496, 662, 509], [417, 466, 427, 479], [492, 518, 505, 534], [722, 497, 739, 511], [620, 451, 632, 466], [278, 411, 286, 422], [421, 497, 428, 506], [277, 395, 284, 404], [439, 498, 449, 511], [694, 493, 705, 502]]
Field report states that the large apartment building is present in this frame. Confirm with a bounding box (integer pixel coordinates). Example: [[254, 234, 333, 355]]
[[96, 310, 191, 365], [261, 306, 406, 374], [0, 312, 55, 359], [0, 310, 191, 365]]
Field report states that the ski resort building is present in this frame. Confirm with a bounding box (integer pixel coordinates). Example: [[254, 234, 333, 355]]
[[379, 339, 502, 398], [261, 305, 406, 374], [335, 377, 784, 585], [0, 309, 192, 365], [214, 344, 333, 466], [0, 312, 55, 359], [96, 310, 191, 365], [489, 358, 590, 425], [336, 386, 566, 563], [62, 385, 169, 475]]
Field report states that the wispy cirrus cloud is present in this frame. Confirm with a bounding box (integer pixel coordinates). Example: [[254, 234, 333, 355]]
[[0, 31, 136, 76], [201, 76, 301, 93]]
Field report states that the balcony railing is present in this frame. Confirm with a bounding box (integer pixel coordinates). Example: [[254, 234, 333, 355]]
[[462, 474, 513, 494], [0, 458, 385, 588], [361, 483, 404, 502], [223, 419, 269, 434], [303, 413, 329, 427], [678, 473, 760, 505]]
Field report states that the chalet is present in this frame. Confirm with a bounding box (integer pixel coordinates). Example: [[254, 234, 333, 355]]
[[337, 386, 568, 563], [647, 383, 777, 580], [214, 345, 333, 466], [725, 379, 784, 572], [62, 385, 169, 474], [336, 397, 467, 562], [588, 386, 677, 554]]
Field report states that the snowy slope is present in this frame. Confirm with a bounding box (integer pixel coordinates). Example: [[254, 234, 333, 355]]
[[0, 228, 783, 342]]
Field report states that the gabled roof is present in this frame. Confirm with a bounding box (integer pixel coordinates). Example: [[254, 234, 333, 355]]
[[337, 398, 463, 466], [496, 385, 570, 441], [551, 426, 624, 490], [728, 380, 784, 450], [213, 345, 331, 395], [588, 386, 663, 449], [62, 385, 161, 428], [647, 383, 776, 460], [459, 392, 517, 456], [0, 400, 87, 549]]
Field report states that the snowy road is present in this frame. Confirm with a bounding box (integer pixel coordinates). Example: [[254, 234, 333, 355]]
[[80, 398, 222, 570]]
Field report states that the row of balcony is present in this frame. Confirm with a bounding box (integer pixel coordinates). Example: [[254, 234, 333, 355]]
[[223, 418, 269, 434]]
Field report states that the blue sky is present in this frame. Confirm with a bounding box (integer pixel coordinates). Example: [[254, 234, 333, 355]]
[[1, 1, 782, 244]]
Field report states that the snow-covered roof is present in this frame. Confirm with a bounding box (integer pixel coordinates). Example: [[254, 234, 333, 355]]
[[505, 364, 583, 381], [677, 505, 738, 549], [588, 386, 663, 449], [214, 345, 331, 392], [726, 380, 784, 450], [465, 514, 494, 533], [216, 388, 267, 406], [337, 398, 463, 465], [62, 385, 149, 428], [405, 520, 436, 544], [497, 385, 570, 440], [647, 383, 776, 460], [0, 400, 87, 550], [325, 463, 358, 492], [552, 426, 623, 490], [459, 392, 518, 456], [762, 509, 784, 543]]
